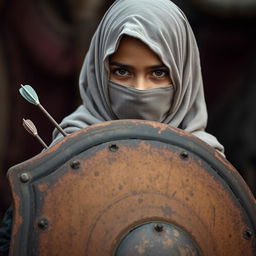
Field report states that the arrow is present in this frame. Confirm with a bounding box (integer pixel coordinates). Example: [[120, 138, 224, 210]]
[[19, 84, 67, 137], [23, 119, 48, 149], [19, 84, 39, 105]]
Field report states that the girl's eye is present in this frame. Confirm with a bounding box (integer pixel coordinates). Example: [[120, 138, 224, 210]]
[[152, 70, 169, 78], [113, 68, 130, 77]]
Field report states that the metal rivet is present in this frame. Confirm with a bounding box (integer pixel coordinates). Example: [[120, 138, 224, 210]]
[[70, 160, 80, 170], [109, 144, 119, 152], [38, 218, 48, 230], [180, 151, 189, 160], [243, 229, 253, 240], [154, 224, 164, 232], [20, 173, 30, 183]]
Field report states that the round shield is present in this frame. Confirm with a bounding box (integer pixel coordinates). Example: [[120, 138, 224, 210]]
[[8, 120, 256, 255]]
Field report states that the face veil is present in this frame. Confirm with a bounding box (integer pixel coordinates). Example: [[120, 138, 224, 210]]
[[52, 0, 224, 154], [109, 81, 175, 122]]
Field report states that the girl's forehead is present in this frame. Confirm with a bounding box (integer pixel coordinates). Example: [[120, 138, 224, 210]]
[[110, 36, 164, 65]]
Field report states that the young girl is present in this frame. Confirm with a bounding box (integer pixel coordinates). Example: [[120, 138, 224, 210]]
[[52, 0, 224, 153], [0, 0, 224, 254]]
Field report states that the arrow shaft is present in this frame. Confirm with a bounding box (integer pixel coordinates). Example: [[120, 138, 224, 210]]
[[38, 104, 67, 137], [35, 134, 48, 149]]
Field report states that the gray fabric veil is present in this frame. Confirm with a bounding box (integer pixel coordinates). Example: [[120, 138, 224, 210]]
[[52, 0, 224, 153]]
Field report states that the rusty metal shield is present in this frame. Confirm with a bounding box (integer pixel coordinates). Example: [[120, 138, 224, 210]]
[[8, 120, 256, 255]]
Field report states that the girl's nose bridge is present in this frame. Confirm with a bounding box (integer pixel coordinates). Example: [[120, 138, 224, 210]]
[[134, 74, 148, 90]]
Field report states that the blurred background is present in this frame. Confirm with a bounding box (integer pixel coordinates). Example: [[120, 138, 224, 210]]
[[0, 0, 256, 219]]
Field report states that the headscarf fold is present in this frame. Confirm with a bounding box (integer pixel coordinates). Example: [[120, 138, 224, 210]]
[[52, 0, 224, 153]]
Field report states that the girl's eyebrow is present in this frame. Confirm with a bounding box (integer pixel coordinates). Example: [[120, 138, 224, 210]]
[[109, 61, 132, 69], [109, 61, 167, 69]]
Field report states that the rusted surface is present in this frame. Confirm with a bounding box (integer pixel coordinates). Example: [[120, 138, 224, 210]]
[[35, 142, 253, 255], [7, 120, 256, 256]]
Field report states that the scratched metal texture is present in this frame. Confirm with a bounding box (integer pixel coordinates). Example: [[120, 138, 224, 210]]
[[7, 120, 256, 255]]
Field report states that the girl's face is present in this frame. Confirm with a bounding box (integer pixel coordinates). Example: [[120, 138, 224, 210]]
[[109, 36, 172, 90]]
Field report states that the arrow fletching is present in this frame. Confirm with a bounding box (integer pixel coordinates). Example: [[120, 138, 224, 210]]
[[22, 118, 48, 149], [19, 83, 67, 137], [19, 84, 40, 105], [23, 118, 38, 136]]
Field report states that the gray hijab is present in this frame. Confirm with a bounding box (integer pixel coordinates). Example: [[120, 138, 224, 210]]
[[52, 0, 224, 153]]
